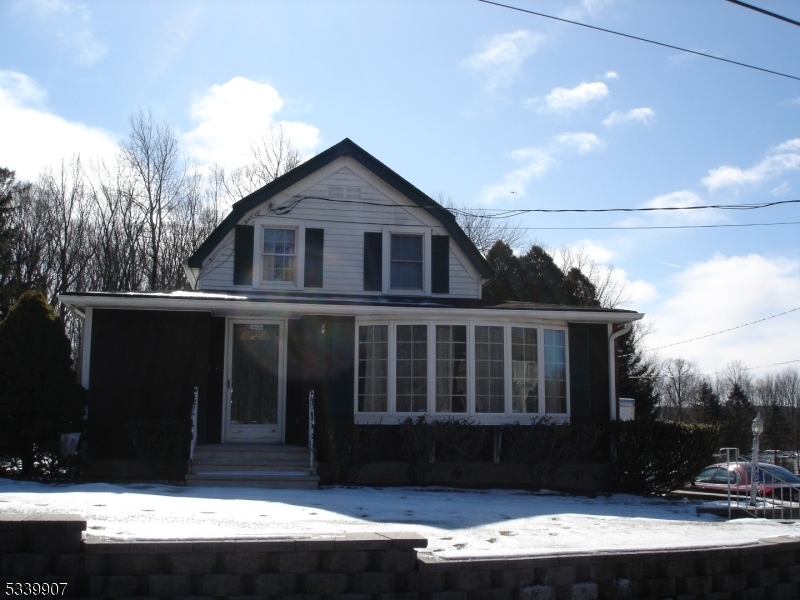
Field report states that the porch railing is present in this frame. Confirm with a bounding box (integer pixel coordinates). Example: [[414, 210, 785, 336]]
[[309, 390, 315, 476], [189, 386, 199, 474], [721, 447, 800, 520]]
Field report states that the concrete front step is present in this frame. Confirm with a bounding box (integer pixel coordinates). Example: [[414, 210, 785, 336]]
[[188, 444, 318, 489]]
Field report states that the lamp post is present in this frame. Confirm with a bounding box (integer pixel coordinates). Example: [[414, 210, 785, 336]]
[[750, 412, 764, 506]]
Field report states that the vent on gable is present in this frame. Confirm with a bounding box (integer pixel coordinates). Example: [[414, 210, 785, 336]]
[[329, 185, 362, 200]]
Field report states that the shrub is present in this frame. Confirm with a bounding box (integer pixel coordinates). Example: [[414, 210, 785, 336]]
[[610, 420, 720, 495], [126, 418, 190, 480], [0, 291, 86, 477]]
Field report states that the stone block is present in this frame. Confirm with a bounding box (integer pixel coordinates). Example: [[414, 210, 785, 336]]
[[252, 573, 297, 595], [588, 563, 617, 583], [765, 582, 798, 600], [303, 572, 349, 594], [765, 550, 795, 568], [569, 582, 597, 600], [543, 566, 577, 587], [644, 578, 676, 598], [518, 584, 554, 600], [618, 562, 643, 580], [714, 572, 748, 592], [431, 593, 468, 600], [736, 589, 764, 600], [51, 553, 81, 575], [781, 563, 800, 583], [748, 567, 780, 588], [446, 570, 492, 592], [323, 550, 371, 573], [658, 559, 695, 579], [467, 589, 512, 600], [278, 552, 321, 574], [82, 553, 107, 576], [376, 593, 421, 600], [147, 574, 191, 597], [406, 571, 445, 592], [677, 574, 712, 595], [0, 531, 22, 553], [107, 553, 162, 575], [194, 573, 243, 596], [329, 595, 372, 600], [221, 551, 267, 574], [2, 554, 50, 576], [699, 557, 731, 576], [493, 567, 536, 588], [89, 575, 140, 598], [598, 578, 634, 600], [375, 549, 417, 572], [351, 572, 397, 594], [732, 554, 764, 572], [165, 553, 217, 575], [26, 531, 83, 554]]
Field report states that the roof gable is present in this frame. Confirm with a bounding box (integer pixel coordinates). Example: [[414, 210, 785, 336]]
[[187, 138, 493, 279]]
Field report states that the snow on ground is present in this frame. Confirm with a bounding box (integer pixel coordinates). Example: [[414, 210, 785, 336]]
[[1, 479, 798, 559]]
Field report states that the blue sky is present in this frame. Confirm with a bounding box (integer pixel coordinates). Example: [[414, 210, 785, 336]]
[[1, 0, 799, 378]]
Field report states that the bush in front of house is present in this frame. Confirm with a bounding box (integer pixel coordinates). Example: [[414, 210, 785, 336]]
[[610, 420, 720, 496], [0, 291, 86, 477]]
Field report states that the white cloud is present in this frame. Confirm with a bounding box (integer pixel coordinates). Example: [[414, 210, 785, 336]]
[[0, 70, 117, 180], [560, 0, 615, 20], [604, 71, 619, 80], [541, 81, 608, 112], [644, 254, 800, 374], [182, 77, 321, 171], [481, 132, 603, 202], [554, 132, 603, 154], [21, 0, 106, 65], [702, 138, 800, 192], [602, 107, 655, 127], [463, 30, 544, 89]]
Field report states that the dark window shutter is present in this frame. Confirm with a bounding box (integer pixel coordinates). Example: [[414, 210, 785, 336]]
[[233, 225, 254, 286], [304, 228, 324, 288], [363, 232, 383, 291], [431, 235, 450, 294]]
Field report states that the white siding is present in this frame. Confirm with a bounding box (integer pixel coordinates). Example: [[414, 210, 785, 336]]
[[197, 163, 482, 297]]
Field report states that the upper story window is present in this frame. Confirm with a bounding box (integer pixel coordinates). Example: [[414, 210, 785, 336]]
[[263, 228, 296, 282], [390, 234, 423, 290]]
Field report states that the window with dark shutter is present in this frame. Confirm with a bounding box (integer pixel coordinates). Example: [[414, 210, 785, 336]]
[[233, 225, 254, 286], [431, 235, 450, 294], [304, 228, 324, 288], [363, 232, 382, 291]]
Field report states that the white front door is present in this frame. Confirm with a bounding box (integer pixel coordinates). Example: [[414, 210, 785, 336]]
[[225, 320, 285, 443]]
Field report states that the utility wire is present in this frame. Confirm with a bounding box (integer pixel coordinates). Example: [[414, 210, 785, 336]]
[[477, 0, 800, 82], [650, 306, 800, 352], [519, 221, 800, 231], [725, 0, 800, 28]]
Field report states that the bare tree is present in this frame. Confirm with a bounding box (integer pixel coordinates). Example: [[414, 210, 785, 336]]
[[717, 360, 754, 401], [659, 358, 701, 422], [435, 192, 527, 255], [557, 246, 629, 309]]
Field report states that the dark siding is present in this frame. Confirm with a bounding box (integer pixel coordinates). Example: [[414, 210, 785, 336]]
[[431, 235, 450, 294], [568, 323, 610, 423], [330, 318, 355, 417], [304, 228, 324, 288], [363, 232, 382, 291], [285, 318, 305, 445], [233, 224, 254, 286], [88, 309, 211, 459], [200, 316, 225, 444]]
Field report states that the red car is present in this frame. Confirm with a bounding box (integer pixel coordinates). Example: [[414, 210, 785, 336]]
[[689, 462, 800, 501]]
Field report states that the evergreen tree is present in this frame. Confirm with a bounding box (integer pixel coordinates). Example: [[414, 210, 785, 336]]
[[696, 380, 722, 424], [617, 324, 660, 421], [720, 383, 757, 453], [763, 402, 791, 451], [0, 290, 86, 476], [0, 168, 19, 320]]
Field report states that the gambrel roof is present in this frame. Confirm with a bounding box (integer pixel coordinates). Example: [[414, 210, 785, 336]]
[[186, 138, 494, 279]]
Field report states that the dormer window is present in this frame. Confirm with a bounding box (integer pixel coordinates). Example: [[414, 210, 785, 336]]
[[263, 228, 296, 282], [390, 234, 423, 290]]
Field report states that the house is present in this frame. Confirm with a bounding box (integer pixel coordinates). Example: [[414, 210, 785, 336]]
[[59, 138, 643, 488]]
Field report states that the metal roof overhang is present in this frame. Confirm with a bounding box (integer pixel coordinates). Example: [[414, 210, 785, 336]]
[[59, 292, 644, 325]]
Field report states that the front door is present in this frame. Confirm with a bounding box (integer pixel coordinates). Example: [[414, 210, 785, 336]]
[[225, 321, 285, 443]]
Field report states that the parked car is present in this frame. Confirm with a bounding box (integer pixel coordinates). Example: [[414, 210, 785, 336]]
[[688, 462, 800, 501]]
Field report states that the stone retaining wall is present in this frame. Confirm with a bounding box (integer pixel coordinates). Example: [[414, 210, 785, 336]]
[[3, 515, 800, 599]]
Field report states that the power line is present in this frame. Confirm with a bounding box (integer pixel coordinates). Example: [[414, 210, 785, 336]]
[[477, 0, 800, 82], [519, 221, 800, 231], [650, 306, 800, 352], [725, 0, 800, 28]]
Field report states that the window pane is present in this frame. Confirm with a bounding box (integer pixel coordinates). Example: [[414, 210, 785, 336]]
[[435, 325, 467, 413], [390, 234, 423, 289], [512, 327, 538, 414], [544, 329, 567, 414], [475, 325, 504, 413], [263, 228, 296, 282], [396, 324, 427, 413], [358, 325, 388, 412]]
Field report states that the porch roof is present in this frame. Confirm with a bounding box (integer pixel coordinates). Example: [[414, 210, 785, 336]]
[[60, 290, 643, 324]]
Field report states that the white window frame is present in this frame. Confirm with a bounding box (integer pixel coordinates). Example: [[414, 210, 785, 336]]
[[353, 319, 570, 424], [382, 226, 431, 295], [252, 218, 306, 290]]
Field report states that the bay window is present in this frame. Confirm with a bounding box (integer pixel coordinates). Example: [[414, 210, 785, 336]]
[[358, 325, 388, 412], [396, 324, 427, 413], [435, 325, 467, 413]]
